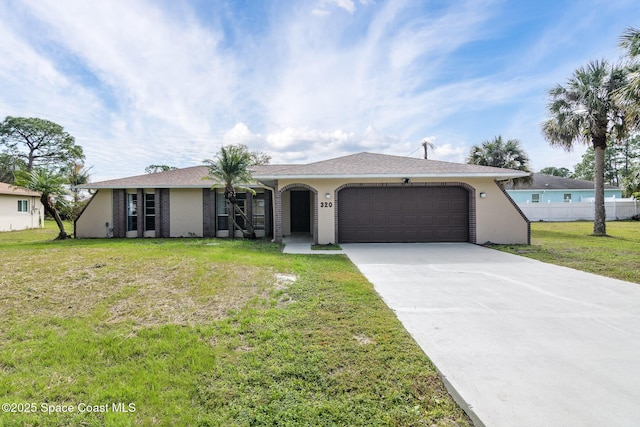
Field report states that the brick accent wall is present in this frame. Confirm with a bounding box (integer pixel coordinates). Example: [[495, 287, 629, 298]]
[[156, 188, 170, 237], [137, 189, 144, 237], [112, 189, 126, 238], [202, 188, 216, 237]]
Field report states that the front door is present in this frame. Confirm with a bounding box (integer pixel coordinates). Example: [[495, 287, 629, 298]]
[[290, 191, 311, 233]]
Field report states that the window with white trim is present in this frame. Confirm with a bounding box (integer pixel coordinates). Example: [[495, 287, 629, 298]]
[[234, 193, 246, 230], [253, 192, 265, 231], [563, 193, 571, 203], [17, 199, 29, 212], [144, 193, 155, 231], [531, 193, 540, 203], [216, 192, 229, 230], [127, 193, 137, 231]]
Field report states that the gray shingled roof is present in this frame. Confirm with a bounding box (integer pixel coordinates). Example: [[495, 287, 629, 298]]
[[506, 173, 619, 190], [256, 152, 528, 178], [80, 152, 530, 189], [79, 164, 289, 189], [80, 166, 213, 189], [0, 182, 41, 197]]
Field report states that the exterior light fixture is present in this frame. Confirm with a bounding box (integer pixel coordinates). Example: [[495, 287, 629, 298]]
[[325, 192, 331, 199], [479, 192, 486, 198]]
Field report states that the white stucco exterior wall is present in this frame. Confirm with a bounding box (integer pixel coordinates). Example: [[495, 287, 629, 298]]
[[470, 179, 529, 244], [0, 194, 44, 232], [169, 188, 203, 237], [75, 190, 113, 238]]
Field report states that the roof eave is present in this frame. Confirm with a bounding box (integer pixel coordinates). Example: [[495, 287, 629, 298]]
[[76, 183, 269, 190], [254, 172, 529, 180], [0, 191, 41, 196]]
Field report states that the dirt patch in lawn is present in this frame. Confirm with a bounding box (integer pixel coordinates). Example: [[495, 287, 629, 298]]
[[0, 251, 279, 327]]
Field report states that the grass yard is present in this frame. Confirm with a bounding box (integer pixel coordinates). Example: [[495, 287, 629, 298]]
[[0, 222, 471, 426], [494, 221, 640, 284]]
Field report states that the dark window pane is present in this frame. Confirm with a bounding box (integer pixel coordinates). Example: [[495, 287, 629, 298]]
[[127, 193, 138, 231], [217, 216, 228, 230], [145, 193, 155, 215], [127, 216, 137, 231], [253, 217, 265, 229], [145, 216, 155, 231]]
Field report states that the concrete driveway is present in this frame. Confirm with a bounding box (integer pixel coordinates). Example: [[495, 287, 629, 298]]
[[341, 243, 640, 427]]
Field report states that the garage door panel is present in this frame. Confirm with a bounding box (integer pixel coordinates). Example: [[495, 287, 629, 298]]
[[338, 186, 469, 243]]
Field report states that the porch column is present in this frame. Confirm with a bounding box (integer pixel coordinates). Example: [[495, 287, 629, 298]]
[[136, 188, 144, 238], [112, 189, 126, 238]]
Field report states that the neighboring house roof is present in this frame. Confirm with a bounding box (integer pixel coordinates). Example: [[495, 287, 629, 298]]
[[505, 173, 619, 191], [79, 152, 530, 189], [0, 182, 41, 197]]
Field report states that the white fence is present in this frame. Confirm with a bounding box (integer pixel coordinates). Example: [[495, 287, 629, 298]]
[[517, 199, 639, 222]]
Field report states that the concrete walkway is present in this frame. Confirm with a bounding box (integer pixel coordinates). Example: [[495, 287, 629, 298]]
[[282, 234, 344, 255], [341, 243, 640, 427]]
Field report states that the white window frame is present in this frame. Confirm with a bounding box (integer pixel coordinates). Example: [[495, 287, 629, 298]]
[[17, 199, 29, 212], [126, 192, 138, 238], [215, 191, 232, 237], [144, 192, 156, 237], [252, 192, 266, 237]]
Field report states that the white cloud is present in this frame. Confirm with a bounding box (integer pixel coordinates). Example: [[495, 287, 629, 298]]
[[223, 123, 263, 146], [0, 0, 245, 179], [328, 0, 356, 14], [311, 9, 330, 17], [257, 0, 510, 147], [315, 0, 357, 15], [433, 143, 466, 162], [266, 127, 355, 151]]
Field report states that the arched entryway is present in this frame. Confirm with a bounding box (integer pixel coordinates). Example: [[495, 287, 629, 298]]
[[276, 184, 318, 244]]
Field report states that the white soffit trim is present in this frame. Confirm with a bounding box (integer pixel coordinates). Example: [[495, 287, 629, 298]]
[[76, 184, 270, 190], [253, 172, 530, 180]]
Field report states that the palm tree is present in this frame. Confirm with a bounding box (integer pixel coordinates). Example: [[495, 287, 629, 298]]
[[15, 168, 69, 239], [204, 144, 265, 239], [542, 60, 628, 235], [466, 136, 532, 184], [622, 167, 640, 198], [63, 162, 92, 203], [618, 27, 640, 128]]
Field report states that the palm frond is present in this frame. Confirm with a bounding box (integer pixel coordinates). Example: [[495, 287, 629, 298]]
[[620, 27, 640, 58]]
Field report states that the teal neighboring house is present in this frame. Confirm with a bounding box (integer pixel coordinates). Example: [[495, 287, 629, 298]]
[[506, 173, 623, 203]]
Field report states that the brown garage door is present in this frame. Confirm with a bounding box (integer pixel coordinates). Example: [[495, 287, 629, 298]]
[[338, 186, 469, 243]]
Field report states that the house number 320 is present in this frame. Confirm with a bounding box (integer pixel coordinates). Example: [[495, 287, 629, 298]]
[[320, 202, 333, 208]]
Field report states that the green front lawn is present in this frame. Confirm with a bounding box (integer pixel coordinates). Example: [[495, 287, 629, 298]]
[[0, 222, 470, 426], [494, 221, 640, 284]]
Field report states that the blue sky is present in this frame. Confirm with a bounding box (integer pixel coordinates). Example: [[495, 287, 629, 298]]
[[1, 0, 639, 180]]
